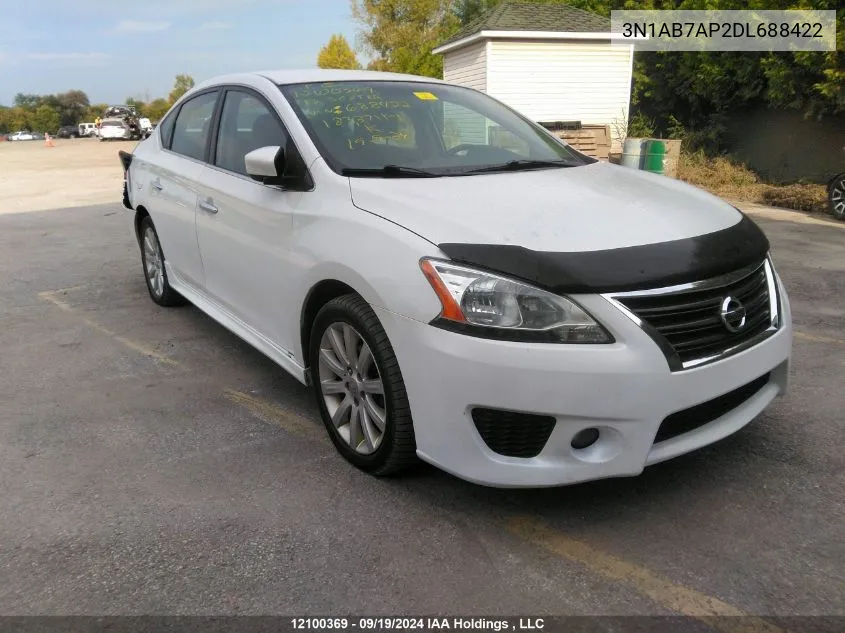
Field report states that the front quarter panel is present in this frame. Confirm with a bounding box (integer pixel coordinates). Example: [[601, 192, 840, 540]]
[[284, 163, 443, 364]]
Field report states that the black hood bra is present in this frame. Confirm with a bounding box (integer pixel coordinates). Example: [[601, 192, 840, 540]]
[[437, 215, 770, 295]]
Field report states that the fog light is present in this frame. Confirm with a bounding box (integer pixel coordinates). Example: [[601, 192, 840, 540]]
[[571, 428, 600, 450]]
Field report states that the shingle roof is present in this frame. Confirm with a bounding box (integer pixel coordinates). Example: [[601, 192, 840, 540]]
[[437, 0, 611, 50]]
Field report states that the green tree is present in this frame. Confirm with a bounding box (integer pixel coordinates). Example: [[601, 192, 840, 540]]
[[13, 93, 42, 110], [168, 74, 196, 104], [0, 107, 11, 134], [31, 105, 60, 133], [125, 97, 146, 115], [317, 34, 362, 69], [1, 107, 32, 131], [84, 103, 109, 121], [145, 98, 171, 122], [352, 0, 458, 77], [55, 90, 90, 125], [626, 0, 844, 149], [454, 0, 498, 24]]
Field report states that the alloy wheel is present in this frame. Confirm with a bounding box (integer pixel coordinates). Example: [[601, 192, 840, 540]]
[[831, 177, 845, 220], [317, 322, 387, 455], [143, 226, 165, 298]]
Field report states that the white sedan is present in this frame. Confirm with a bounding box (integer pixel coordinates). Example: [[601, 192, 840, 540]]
[[10, 131, 35, 141], [99, 118, 131, 141], [120, 69, 792, 487]]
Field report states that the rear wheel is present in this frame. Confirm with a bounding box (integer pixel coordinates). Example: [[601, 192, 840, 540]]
[[139, 216, 184, 307], [310, 294, 417, 476], [829, 174, 845, 221]]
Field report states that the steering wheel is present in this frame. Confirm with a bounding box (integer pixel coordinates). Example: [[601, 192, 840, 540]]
[[446, 143, 479, 157]]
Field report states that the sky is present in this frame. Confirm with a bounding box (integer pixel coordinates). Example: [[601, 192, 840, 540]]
[[0, 0, 360, 105]]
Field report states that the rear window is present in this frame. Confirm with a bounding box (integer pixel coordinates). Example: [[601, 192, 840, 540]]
[[102, 120, 124, 127]]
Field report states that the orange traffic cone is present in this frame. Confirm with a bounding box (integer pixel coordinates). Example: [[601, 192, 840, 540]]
[[45, 133, 55, 147]]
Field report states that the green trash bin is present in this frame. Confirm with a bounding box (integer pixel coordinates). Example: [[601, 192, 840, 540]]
[[643, 140, 666, 175]]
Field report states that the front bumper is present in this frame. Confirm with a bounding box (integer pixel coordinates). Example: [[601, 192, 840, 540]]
[[374, 284, 792, 488]]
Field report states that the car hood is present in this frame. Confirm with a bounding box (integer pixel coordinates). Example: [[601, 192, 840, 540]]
[[349, 161, 741, 252], [348, 161, 770, 293]]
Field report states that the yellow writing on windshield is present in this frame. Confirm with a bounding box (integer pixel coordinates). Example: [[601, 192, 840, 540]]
[[329, 113, 401, 126], [294, 84, 378, 98], [331, 101, 410, 113], [346, 131, 411, 150]]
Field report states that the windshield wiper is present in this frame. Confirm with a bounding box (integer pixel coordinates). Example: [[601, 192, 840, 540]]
[[341, 165, 440, 178], [464, 159, 578, 174]]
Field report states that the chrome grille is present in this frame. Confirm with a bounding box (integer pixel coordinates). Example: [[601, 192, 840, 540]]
[[609, 260, 779, 370]]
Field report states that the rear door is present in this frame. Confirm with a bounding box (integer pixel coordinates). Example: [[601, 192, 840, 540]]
[[194, 87, 301, 352], [145, 89, 220, 289]]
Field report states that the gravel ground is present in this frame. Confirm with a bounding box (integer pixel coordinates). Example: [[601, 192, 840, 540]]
[[0, 137, 135, 214]]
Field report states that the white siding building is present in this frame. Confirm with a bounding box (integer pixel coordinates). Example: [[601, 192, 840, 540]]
[[433, 1, 634, 152]]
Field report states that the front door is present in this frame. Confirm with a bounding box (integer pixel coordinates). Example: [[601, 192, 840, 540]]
[[194, 87, 302, 354]]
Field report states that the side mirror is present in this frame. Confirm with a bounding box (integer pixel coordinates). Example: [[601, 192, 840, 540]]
[[245, 145, 282, 184], [245, 142, 311, 190]]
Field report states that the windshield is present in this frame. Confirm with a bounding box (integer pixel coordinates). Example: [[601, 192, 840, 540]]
[[280, 81, 595, 176]]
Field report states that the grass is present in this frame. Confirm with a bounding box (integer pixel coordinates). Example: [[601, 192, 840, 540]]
[[676, 151, 829, 215]]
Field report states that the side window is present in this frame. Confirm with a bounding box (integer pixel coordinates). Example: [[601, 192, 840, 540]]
[[158, 109, 177, 148], [170, 91, 219, 161], [215, 90, 288, 176]]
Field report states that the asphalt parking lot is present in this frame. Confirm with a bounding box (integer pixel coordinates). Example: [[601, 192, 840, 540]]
[[0, 200, 843, 625]]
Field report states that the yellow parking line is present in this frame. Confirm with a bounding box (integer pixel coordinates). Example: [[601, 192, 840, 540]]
[[507, 517, 787, 633], [40, 284, 89, 295], [223, 389, 326, 443], [38, 289, 180, 367], [794, 331, 845, 345]]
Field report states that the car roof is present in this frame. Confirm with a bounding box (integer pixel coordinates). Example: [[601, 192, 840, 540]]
[[193, 68, 448, 91]]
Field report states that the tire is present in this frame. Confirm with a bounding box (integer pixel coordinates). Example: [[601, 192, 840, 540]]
[[829, 173, 845, 221], [310, 294, 417, 476], [139, 216, 184, 307]]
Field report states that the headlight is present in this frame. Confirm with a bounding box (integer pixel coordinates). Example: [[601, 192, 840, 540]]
[[420, 259, 613, 343]]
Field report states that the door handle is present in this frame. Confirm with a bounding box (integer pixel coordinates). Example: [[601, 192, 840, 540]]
[[198, 198, 218, 214], [151, 178, 163, 191]]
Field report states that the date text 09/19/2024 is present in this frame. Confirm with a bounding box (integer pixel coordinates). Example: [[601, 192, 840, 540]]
[[290, 618, 546, 631]]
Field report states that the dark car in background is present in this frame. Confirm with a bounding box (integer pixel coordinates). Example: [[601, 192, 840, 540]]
[[56, 125, 80, 139]]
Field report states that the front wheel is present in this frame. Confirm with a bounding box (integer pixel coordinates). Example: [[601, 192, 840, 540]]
[[310, 294, 417, 476]]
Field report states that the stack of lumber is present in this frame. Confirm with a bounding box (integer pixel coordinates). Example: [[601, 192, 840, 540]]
[[553, 125, 610, 160]]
